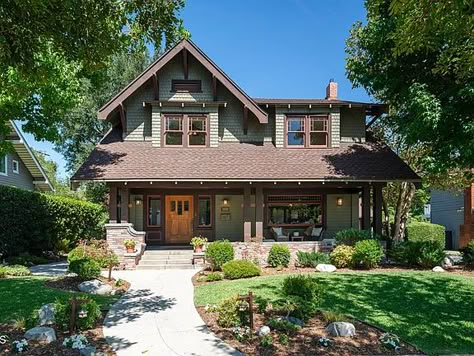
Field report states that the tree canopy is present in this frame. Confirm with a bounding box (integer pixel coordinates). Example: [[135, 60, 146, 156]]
[[0, 0, 187, 154], [346, 0, 474, 174]]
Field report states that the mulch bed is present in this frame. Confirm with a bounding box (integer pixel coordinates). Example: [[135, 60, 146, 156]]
[[0, 314, 114, 355], [45, 276, 130, 294], [197, 307, 425, 355]]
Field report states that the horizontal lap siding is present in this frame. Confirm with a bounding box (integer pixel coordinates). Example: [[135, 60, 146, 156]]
[[325, 193, 359, 238], [431, 189, 464, 249], [0, 152, 35, 191]]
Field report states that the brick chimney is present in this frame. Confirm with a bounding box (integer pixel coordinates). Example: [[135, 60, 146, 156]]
[[325, 79, 338, 100]]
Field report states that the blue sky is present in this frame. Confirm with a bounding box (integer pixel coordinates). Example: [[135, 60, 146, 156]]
[[22, 0, 370, 178]]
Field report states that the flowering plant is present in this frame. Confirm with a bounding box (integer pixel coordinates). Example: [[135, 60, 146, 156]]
[[232, 326, 252, 342], [204, 304, 218, 313], [318, 336, 332, 347], [12, 339, 28, 353], [63, 334, 88, 350], [379, 332, 400, 351], [123, 239, 136, 249], [190, 236, 208, 248]]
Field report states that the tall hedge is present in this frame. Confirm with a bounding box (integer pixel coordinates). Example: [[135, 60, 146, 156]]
[[0, 186, 106, 257], [406, 222, 445, 248]]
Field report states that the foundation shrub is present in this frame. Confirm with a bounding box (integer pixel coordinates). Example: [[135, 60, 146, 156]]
[[391, 241, 445, 268], [335, 228, 379, 246], [352, 240, 384, 269], [296, 251, 330, 267], [267, 244, 291, 268], [406, 222, 445, 248], [68, 258, 101, 280], [330, 245, 354, 268], [222, 260, 260, 280], [205, 240, 234, 271]]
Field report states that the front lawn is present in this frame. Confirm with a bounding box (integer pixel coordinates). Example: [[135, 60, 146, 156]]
[[195, 271, 474, 355], [0, 276, 119, 324]]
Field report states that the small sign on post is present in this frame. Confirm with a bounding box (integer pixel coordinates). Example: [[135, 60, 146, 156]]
[[237, 291, 254, 330], [69, 297, 89, 334]]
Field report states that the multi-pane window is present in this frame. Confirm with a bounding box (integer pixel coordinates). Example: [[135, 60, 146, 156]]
[[163, 115, 208, 147], [286, 115, 329, 148], [198, 196, 211, 227]]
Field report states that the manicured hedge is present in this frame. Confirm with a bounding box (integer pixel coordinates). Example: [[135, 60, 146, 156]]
[[0, 186, 106, 257], [406, 222, 445, 248]]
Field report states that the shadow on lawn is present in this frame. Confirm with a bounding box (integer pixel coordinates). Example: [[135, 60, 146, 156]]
[[314, 273, 474, 353]]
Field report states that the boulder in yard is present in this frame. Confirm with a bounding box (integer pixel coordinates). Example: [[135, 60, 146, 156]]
[[326, 322, 356, 337], [38, 303, 55, 326], [279, 316, 304, 327], [316, 264, 337, 273], [78, 279, 113, 295], [432, 266, 445, 272], [24, 326, 56, 343], [257, 325, 271, 336]]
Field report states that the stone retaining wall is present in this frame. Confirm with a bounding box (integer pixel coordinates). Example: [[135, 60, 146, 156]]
[[232, 241, 322, 267], [106, 223, 146, 269]]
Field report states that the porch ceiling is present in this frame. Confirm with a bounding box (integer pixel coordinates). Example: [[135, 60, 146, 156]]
[[72, 128, 420, 183]]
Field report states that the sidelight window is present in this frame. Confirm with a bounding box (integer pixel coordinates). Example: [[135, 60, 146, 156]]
[[198, 196, 211, 227]]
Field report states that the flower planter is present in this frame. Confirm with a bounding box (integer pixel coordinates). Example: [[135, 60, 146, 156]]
[[126, 247, 135, 253], [194, 245, 203, 253]]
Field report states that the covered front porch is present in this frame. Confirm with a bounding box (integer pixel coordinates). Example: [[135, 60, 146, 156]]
[[106, 181, 384, 247]]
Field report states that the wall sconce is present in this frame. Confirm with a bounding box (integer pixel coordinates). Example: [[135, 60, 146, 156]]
[[223, 198, 229, 206], [135, 198, 142, 206], [128, 202, 133, 208], [336, 197, 343, 206]]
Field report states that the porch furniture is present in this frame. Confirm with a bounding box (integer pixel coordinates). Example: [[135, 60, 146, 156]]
[[304, 226, 325, 241], [192, 252, 206, 265], [290, 232, 304, 242], [271, 227, 289, 242], [321, 238, 336, 251]]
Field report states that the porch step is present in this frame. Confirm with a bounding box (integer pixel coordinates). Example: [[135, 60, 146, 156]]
[[139, 259, 192, 265], [141, 250, 194, 256], [136, 264, 196, 270], [140, 254, 192, 261], [137, 247, 195, 270]]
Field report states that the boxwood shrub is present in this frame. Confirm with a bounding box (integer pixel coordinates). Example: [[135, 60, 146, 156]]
[[267, 244, 291, 268], [222, 260, 260, 279], [352, 240, 384, 269], [205, 240, 234, 271], [68, 258, 101, 280], [0, 185, 106, 257], [406, 222, 445, 248]]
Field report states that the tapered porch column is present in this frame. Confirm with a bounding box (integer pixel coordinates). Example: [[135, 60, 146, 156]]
[[108, 185, 117, 223], [373, 183, 383, 236], [120, 187, 129, 223], [362, 184, 371, 231], [255, 185, 264, 241], [243, 185, 252, 242]]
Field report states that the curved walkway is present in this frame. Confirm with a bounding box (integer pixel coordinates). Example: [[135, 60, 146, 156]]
[[103, 269, 242, 356]]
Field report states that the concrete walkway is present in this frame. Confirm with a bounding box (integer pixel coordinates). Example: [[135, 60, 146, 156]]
[[30, 261, 68, 276], [103, 269, 242, 356]]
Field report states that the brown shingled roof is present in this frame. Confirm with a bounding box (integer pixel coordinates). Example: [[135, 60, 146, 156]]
[[72, 129, 420, 182]]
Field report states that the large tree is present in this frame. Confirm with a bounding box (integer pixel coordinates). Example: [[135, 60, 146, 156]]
[[0, 0, 187, 154]]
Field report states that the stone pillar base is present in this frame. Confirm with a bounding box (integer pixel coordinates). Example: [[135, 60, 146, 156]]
[[106, 223, 146, 270]]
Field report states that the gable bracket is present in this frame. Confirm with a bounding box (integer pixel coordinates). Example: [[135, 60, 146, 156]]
[[183, 48, 188, 80], [243, 106, 248, 135]]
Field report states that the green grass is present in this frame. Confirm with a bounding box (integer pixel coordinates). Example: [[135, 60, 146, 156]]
[[0, 276, 119, 324], [195, 271, 474, 355]]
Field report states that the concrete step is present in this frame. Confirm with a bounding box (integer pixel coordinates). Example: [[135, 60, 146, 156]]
[[146, 246, 192, 251], [143, 250, 194, 256], [136, 264, 196, 270], [140, 254, 188, 261], [139, 259, 192, 265]]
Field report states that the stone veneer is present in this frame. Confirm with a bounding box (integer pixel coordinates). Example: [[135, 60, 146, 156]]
[[105, 223, 146, 270], [232, 241, 321, 267]]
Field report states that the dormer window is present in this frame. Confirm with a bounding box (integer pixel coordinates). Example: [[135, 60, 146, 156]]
[[163, 114, 208, 147], [171, 79, 201, 92], [286, 115, 330, 148]]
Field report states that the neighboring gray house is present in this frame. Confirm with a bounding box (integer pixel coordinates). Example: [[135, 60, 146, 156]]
[[0, 121, 53, 192], [430, 189, 464, 250]]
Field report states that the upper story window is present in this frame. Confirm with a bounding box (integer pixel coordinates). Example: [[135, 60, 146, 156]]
[[163, 114, 208, 147], [171, 79, 202, 92], [286, 115, 329, 148], [12, 160, 19, 174], [0, 155, 7, 176]]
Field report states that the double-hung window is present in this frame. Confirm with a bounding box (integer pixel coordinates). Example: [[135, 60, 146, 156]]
[[286, 115, 329, 148], [163, 114, 208, 147]]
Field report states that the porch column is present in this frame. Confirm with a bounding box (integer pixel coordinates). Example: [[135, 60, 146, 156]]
[[255, 185, 264, 241], [108, 185, 117, 223], [362, 184, 371, 231], [373, 183, 383, 236], [120, 187, 129, 223], [243, 185, 252, 242]]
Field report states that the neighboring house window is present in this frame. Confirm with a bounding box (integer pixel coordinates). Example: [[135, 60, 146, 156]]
[[12, 160, 19, 174], [198, 196, 212, 227], [148, 196, 161, 226], [286, 115, 330, 148], [0, 155, 7, 176], [163, 114, 208, 147], [171, 79, 202, 92]]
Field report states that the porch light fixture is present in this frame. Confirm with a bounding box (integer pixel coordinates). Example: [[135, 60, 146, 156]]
[[336, 197, 343, 206], [135, 198, 142, 206], [128, 203, 133, 208], [223, 198, 229, 206]]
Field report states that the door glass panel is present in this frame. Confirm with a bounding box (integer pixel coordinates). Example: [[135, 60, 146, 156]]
[[177, 201, 183, 215], [184, 200, 189, 212], [198, 197, 211, 226], [171, 200, 176, 212], [148, 197, 161, 226]]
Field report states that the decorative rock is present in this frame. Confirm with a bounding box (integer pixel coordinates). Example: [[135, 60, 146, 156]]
[[432, 266, 445, 272], [257, 325, 271, 336], [38, 303, 55, 326], [78, 279, 113, 295], [279, 316, 304, 327], [25, 326, 57, 343], [326, 322, 356, 337], [80, 346, 97, 356], [316, 264, 337, 273], [442, 257, 453, 268]]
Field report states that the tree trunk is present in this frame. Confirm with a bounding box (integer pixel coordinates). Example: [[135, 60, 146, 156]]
[[392, 182, 416, 243], [382, 194, 390, 238]]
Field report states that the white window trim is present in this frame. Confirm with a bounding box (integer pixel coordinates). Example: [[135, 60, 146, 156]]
[[0, 156, 7, 176], [12, 159, 19, 174]]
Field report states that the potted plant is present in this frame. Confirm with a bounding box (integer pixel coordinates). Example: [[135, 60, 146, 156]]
[[124, 239, 136, 253], [190, 236, 208, 253]]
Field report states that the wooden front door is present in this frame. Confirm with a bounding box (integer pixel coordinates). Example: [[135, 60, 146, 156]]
[[165, 195, 194, 244]]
